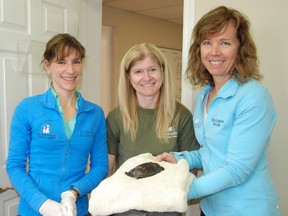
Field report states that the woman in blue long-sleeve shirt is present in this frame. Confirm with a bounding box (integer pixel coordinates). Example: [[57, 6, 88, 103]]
[[156, 6, 281, 216], [6, 33, 108, 216]]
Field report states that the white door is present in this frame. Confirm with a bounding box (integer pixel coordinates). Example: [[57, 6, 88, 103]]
[[0, 0, 80, 214]]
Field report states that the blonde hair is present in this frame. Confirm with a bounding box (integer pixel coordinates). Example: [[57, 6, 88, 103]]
[[186, 6, 262, 87], [118, 43, 176, 142]]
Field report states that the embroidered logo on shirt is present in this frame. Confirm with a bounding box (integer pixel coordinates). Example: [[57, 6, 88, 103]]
[[42, 124, 50, 134], [166, 126, 178, 138], [194, 118, 201, 128], [80, 130, 94, 137], [212, 118, 224, 126], [38, 124, 56, 139]]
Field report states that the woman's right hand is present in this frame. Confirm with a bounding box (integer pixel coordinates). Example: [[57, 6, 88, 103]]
[[39, 199, 69, 216], [155, 152, 177, 164]]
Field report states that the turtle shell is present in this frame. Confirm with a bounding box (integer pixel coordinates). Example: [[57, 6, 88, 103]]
[[125, 162, 164, 179]]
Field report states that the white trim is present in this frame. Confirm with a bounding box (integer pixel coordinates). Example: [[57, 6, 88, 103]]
[[79, 0, 103, 104], [181, 1, 201, 215], [181, 0, 196, 111]]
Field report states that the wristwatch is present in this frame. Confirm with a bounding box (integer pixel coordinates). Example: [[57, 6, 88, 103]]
[[71, 187, 80, 199]]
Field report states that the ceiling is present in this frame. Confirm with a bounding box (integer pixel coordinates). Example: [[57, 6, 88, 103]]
[[102, 0, 184, 25]]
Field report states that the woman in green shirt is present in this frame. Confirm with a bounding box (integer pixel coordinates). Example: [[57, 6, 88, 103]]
[[106, 43, 199, 216]]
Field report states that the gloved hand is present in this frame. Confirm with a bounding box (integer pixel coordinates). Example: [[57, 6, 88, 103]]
[[61, 190, 77, 216], [39, 199, 68, 216]]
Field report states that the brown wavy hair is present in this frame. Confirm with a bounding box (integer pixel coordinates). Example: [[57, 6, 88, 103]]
[[186, 6, 262, 87]]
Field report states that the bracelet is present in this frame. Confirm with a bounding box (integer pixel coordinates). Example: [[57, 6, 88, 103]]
[[71, 187, 79, 199]]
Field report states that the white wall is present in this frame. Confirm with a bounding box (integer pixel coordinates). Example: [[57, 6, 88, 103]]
[[182, 0, 288, 215], [101, 26, 112, 116]]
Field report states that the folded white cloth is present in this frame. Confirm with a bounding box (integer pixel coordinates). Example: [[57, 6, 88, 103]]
[[89, 153, 195, 216]]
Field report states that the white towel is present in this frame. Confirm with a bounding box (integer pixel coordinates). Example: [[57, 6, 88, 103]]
[[89, 153, 195, 216]]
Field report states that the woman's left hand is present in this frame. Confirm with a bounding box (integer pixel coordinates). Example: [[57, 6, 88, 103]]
[[155, 152, 177, 164]]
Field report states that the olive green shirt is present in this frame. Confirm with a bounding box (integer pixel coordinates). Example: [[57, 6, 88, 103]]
[[106, 102, 199, 170]]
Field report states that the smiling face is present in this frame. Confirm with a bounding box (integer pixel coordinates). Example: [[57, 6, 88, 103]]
[[45, 48, 82, 95], [128, 55, 163, 107], [200, 21, 239, 83]]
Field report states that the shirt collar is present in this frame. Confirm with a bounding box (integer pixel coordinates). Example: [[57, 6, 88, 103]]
[[50, 87, 79, 110], [200, 77, 240, 101]]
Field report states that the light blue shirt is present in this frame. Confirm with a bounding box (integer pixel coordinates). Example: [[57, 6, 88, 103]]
[[174, 78, 281, 215]]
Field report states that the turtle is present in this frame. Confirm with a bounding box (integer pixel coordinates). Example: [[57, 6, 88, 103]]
[[125, 162, 165, 179]]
